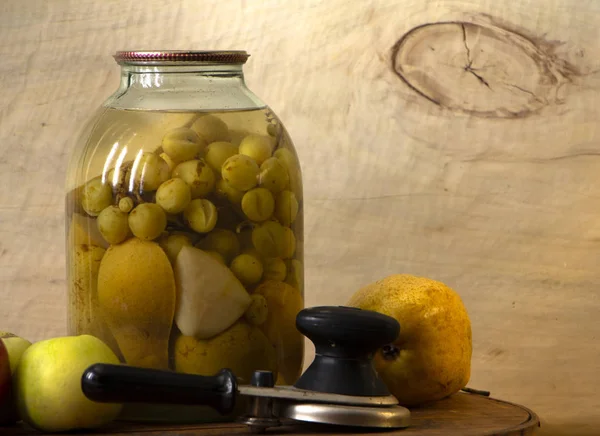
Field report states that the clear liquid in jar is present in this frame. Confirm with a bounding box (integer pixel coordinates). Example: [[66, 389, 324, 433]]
[[65, 108, 304, 421]]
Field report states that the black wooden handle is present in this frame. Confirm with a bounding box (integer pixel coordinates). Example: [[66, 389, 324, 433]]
[[293, 306, 400, 396], [81, 363, 237, 415], [295, 306, 400, 358]]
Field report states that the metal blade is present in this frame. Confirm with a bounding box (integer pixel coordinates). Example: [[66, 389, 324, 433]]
[[278, 402, 411, 429], [238, 385, 399, 407]]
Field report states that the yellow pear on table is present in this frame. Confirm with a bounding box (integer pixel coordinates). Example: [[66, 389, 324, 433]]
[[347, 274, 472, 407], [14, 335, 122, 432], [97, 238, 176, 369]]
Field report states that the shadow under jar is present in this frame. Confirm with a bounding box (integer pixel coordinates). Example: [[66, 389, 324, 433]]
[[64, 50, 304, 423]]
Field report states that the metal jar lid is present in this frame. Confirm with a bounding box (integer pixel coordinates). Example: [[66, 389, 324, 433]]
[[113, 50, 250, 65]]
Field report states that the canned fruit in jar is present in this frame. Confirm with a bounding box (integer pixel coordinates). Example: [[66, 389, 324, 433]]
[[174, 321, 277, 383], [66, 109, 303, 386], [161, 127, 206, 163], [254, 280, 304, 384], [174, 246, 251, 339]]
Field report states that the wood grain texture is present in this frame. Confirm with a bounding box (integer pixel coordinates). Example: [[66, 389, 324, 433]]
[[0, 392, 540, 436], [1, 1, 599, 434]]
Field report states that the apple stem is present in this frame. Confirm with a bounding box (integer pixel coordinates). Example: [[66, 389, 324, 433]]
[[381, 344, 400, 360]]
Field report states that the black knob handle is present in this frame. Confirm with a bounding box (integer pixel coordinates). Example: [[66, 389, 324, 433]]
[[81, 363, 237, 415], [293, 306, 400, 397]]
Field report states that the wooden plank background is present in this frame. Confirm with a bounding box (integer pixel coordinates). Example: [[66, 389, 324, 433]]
[[1, 1, 599, 434]]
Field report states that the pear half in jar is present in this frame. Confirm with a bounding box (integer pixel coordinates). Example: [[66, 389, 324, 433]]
[[174, 246, 251, 340], [97, 238, 176, 369]]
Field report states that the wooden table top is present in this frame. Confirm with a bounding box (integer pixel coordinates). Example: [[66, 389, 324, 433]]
[[1, 392, 540, 435]]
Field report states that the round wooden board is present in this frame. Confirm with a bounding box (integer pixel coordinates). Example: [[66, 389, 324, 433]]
[[0, 392, 540, 435]]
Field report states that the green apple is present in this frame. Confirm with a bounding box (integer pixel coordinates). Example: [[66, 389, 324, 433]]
[[14, 335, 123, 432], [0, 331, 32, 374], [0, 339, 15, 425], [0, 331, 30, 425]]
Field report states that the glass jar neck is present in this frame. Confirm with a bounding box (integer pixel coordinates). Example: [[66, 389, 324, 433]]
[[123, 63, 245, 77], [105, 64, 266, 112]]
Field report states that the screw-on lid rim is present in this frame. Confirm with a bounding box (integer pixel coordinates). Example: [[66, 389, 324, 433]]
[[113, 50, 250, 65]]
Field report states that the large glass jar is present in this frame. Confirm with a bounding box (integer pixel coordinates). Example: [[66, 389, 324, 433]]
[[64, 51, 304, 421]]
